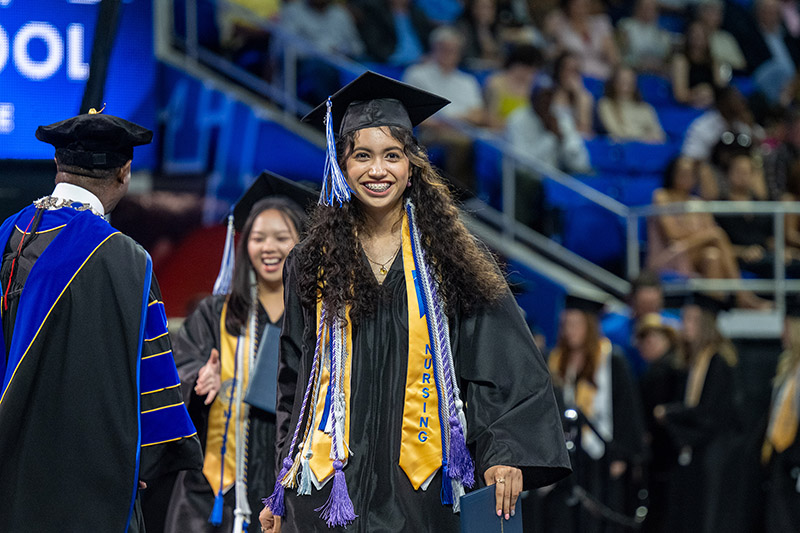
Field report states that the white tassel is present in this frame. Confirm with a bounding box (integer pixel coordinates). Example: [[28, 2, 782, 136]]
[[451, 480, 465, 513], [212, 214, 235, 295]]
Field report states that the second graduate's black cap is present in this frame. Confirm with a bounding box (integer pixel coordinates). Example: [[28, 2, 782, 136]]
[[36, 109, 153, 170], [232, 171, 318, 232], [564, 293, 607, 315], [301, 71, 450, 136]]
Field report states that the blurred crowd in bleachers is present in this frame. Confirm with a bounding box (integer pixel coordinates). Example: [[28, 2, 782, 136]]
[[190, 0, 800, 309]]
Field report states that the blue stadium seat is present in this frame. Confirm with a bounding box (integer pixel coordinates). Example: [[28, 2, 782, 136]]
[[656, 106, 704, 140], [623, 141, 680, 173], [638, 74, 674, 106], [562, 204, 626, 266], [585, 136, 625, 172], [583, 76, 606, 101]]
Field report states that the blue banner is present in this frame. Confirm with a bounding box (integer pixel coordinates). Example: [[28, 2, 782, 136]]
[[0, 0, 156, 168]]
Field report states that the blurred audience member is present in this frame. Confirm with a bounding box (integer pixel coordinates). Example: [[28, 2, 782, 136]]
[[635, 313, 685, 533], [715, 153, 800, 278], [552, 51, 595, 135], [781, 143, 800, 251], [217, 0, 280, 78], [544, 295, 644, 532], [602, 270, 678, 378], [485, 43, 544, 129], [671, 21, 727, 109], [281, 0, 364, 58], [506, 75, 592, 174], [748, 0, 800, 105], [546, 0, 620, 80], [616, 0, 674, 73], [647, 157, 770, 309], [279, 0, 364, 104], [598, 65, 666, 142], [781, 0, 800, 38], [695, 0, 747, 73], [761, 303, 800, 532], [352, 0, 434, 66], [457, 0, 505, 70], [682, 86, 764, 164], [655, 293, 740, 532], [403, 26, 486, 191], [765, 110, 800, 200]]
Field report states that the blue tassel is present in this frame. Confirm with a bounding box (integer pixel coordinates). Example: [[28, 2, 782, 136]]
[[264, 457, 293, 517], [440, 463, 454, 505], [243, 521, 249, 533], [213, 214, 235, 295], [209, 490, 224, 525], [319, 98, 352, 207]]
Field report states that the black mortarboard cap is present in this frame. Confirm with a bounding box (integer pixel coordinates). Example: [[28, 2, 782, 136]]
[[36, 111, 153, 170], [232, 171, 318, 232], [564, 293, 607, 315], [301, 71, 450, 136]]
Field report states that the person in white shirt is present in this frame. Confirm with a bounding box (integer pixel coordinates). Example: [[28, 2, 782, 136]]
[[403, 26, 486, 191]]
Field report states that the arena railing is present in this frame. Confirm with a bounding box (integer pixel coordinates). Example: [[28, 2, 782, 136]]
[[158, 0, 800, 312]]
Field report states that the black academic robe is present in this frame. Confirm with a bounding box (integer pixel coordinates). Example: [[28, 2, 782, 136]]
[[541, 351, 646, 533], [0, 204, 202, 532], [661, 353, 739, 533], [763, 390, 800, 532], [638, 351, 686, 533], [165, 294, 278, 532], [275, 246, 571, 533]]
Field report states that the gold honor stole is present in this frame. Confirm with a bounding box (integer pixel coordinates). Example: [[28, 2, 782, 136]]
[[763, 371, 799, 462], [398, 214, 443, 490], [203, 303, 252, 492], [305, 299, 354, 484]]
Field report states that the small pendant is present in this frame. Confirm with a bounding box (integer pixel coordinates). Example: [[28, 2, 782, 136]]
[[379, 266, 388, 275]]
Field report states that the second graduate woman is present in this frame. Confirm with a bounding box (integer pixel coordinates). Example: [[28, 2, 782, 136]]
[[166, 184, 306, 532], [261, 72, 570, 532]]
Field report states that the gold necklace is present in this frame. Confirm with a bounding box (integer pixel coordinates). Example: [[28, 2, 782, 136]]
[[363, 243, 401, 276]]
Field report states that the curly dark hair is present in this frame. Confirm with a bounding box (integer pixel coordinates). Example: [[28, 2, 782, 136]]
[[294, 126, 507, 321]]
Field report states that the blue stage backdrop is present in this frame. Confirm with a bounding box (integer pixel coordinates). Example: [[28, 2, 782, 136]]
[[0, 0, 156, 168]]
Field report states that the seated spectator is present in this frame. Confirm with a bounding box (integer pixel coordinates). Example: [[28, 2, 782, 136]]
[[695, 0, 747, 73], [278, 0, 365, 104], [506, 75, 592, 233], [682, 86, 764, 164], [646, 156, 770, 308], [602, 270, 680, 378], [280, 0, 364, 58], [216, 0, 280, 78], [746, 0, 800, 105], [552, 51, 595, 135], [671, 21, 728, 109], [781, 141, 800, 250], [456, 0, 505, 70], [598, 65, 666, 143], [484, 43, 544, 130], [403, 26, 486, 191], [506, 75, 592, 175], [546, 0, 620, 80], [715, 153, 800, 277], [700, 133, 769, 200], [616, 0, 675, 73], [351, 0, 434, 66], [770, 111, 800, 201]]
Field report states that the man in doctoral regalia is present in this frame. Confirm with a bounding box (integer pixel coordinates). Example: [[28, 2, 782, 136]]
[[0, 110, 203, 531]]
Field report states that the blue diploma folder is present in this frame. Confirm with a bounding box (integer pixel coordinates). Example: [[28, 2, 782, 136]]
[[459, 485, 523, 533]]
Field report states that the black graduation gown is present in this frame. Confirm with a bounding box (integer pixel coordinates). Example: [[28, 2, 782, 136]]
[[638, 351, 686, 533], [661, 353, 739, 533], [540, 352, 646, 533], [0, 204, 202, 532], [763, 393, 800, 531], [165, 294, 278, 532], [275, 246, 571, 533]]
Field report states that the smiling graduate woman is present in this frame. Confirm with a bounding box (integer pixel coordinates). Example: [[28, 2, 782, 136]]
[[165, 175, 308, 533], [259, 72, 570, 533]]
